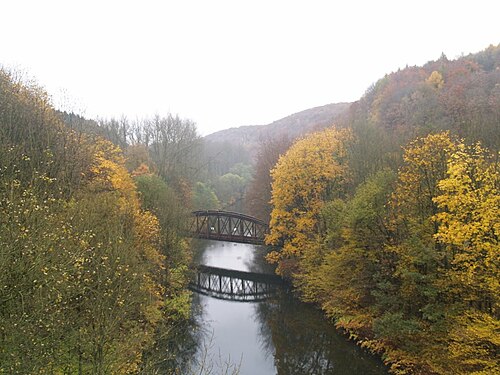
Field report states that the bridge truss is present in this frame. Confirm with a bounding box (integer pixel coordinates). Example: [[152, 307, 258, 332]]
[[189, 210, 268, 245]]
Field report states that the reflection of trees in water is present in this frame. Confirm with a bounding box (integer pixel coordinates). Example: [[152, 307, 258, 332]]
[[186, 293, 243, 374], [191, 239, 211, 265], [254, 298, 277, 360], [145, 292, 241, 374], [254, 290, 388, 375], [245, 244, 276, 274], [140, 293, 204, 374]]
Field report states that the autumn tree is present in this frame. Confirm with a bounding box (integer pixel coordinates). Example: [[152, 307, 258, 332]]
[[84, 114, 203, 200], [266, 127, 352, 277], [0, 68, 176, 373], [302, 169, 396, 323], [434, 143, 499, 313], [259, 46, 500, 374], [382, 133, 457, 326], [62, 140, 165, 373], [432, 143, 500, 373]]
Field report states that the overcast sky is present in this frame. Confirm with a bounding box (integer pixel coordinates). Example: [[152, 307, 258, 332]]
[[1, 0, 499, 135]]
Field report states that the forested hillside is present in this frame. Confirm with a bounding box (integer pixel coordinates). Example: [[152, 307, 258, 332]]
[[262, 44, 500, 374], [0, 70, 195, 373], [205, 102, 350, 158], [341, 45, 500, 185], [202, 103, 350, 215]]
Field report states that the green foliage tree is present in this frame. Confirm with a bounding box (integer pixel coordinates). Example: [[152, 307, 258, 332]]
[[385, 132, 457, 323], [132, 173, 196, 375], [0, 138, 165, 373], [214, 173, 246, 211], [192, 181, 220, 210], [302, 169, 396, 340]]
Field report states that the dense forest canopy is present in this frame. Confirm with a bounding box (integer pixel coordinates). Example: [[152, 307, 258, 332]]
[[340, 45, 500, 185], [263, 45, 500, 374], [0, 69, 196, 373]]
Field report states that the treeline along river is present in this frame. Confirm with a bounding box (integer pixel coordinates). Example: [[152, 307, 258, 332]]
[[183, 239, 388, 374]]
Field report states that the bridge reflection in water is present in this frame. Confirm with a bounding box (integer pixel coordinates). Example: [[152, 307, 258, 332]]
[[190, 265, 284, 302]]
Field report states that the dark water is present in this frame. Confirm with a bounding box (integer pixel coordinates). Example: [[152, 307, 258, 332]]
[[187, 239, 388, 375]]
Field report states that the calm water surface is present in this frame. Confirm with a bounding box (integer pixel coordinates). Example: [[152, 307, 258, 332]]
[[188, 239, 388, 375]]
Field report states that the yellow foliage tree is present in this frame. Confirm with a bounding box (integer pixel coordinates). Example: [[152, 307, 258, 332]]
[[434, 143, 499, 313], [383, 134, 499, 373], [446, 311, 500, 374], [389, 132, 456, 247], [426, 70, 445, 89], [266, 127, 352, 276], [67, 139, 165, 372]]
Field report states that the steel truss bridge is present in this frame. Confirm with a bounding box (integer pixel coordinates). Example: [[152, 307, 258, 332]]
[[189, 210, 268, 245], [190, 265, 284, 302]]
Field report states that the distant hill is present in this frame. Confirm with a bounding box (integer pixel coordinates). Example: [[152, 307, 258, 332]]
[[342, 44, 500, 150], [204, 102, 351, 157]]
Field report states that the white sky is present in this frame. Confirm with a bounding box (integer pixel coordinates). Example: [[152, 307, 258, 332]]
[[1, 1, 499, 136]]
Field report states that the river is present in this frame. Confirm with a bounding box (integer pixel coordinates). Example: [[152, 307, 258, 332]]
[[184, 239, 388, 375]]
